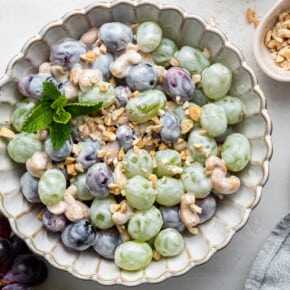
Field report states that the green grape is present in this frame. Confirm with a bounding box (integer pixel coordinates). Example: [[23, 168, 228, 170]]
[[78, 83, 116, 108], [154, 228, 184, 257], [90, 196, 116, 230], [191, 89, 209, 107], [152, 38, 177, 66], [11, 99, 35, 132], [125, 175, 155, 210], [175, 46, 210, 74], [200, 103, 227, 137], [114, 241, 152, 271], [221, 133, 251, 172], [187, 128, 218, 164], [7, 133, 43, 164], [215, 96, 245, 124], [137, 21, 162, 53], [156, 177, 184, 206], [201, 63, 232, 100], [73, 173, 93, 201], [154, 149, 182, 177], [126, 89, 166, 123], [128, 206, 163, 241], [124, 148, 153, 178], [181, 162, 212, 198], [38, 169, 66, 206]]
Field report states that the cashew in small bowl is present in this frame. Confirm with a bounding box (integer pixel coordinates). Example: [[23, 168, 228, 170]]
[[205, 155, 240, 194], [26, 151, 52, 178], [180, 193, 200, 235]]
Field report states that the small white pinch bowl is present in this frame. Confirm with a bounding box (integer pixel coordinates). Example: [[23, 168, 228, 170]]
[[0, 0, 272, 286], [253, 0, 290, 81]]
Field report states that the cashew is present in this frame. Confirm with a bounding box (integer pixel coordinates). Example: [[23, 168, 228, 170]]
[[116, 224, 131, 242], [80, 28, 99, 47], [205, 156, 240, 194], [104, 141, 120, 161], [111, 200, 133, 225], [26, 152, 52, 178], [180, 193, 200, 235], [39, 62, 52, 74], [113, 162, 127, 189], [79, 69, 103, 91], [63, 84, 79, 99], [111, 50, 142, 78]]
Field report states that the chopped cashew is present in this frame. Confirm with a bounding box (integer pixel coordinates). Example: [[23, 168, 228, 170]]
[[112, 200, 133, 225], [26, 152, 52, 178], [110, 50, 142, 78], [180, 193, 200, 235], [205, 156, 240, 194]]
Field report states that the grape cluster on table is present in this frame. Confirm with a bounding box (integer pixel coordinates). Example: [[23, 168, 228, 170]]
[[0, 213, 47, 290], [5, 19, 251, 272]]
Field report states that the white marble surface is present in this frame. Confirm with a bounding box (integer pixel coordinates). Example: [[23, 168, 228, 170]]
[[0, 0, 286, 289]]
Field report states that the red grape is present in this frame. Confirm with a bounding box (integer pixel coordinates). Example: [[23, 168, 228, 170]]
[[0, 238, 13, 276], [0, 213, 12, 239]]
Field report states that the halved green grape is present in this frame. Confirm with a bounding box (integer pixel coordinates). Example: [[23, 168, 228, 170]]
[[73, 174, 93, 201], [137, 21, 162, 53], [128, 206, 163, 241], [175, 46, 210, 74], [114, 241, 152, 271], [181, 162, 212, 198], [154, 228, 184, 257], [200, 103, 227, 137], [154, 149, 182, 177], [78, 83, 116, 108], [11, 99, 35, 132], [38, 169, 66, 206], [126, 89, 166, 123], [201, 63, 232, 100], [152, 38, 177, 67], [215, 96, 245, 124], [124, 149, 153, 178], [90, 196, 116, 230], [187, 128, 218, 164], [7, 133, 43, 164], [125, 175, 155, 210], [156, 177, 184, 206], [221, 133, 251, 172]]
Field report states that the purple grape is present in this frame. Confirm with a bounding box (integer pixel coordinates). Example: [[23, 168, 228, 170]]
[[29, 260, 47, 286], [0, 238, 13, 276], [10, 235, 30, 257], [126, 63, 158, 91], [159, 206, 185, 233], [98, 22, 133, 52], [18, 74, 58, 100], [61, 219, 96, 251], [196, 196, 217, 224], [115, 86, 131, 107], [44, 138, 72, 162], [2, 284, 33, 290], [20, 172, 40, 204], [42, 208, 69, 233], [116, 125, 135, 151], [93, 228, 122, 260], [163, 67, 195, 102], [50, 39, 87, 70], [92, 53, 114, 81], [86, 163, 114, 198], [160, 111, 180, 144], [0, 213, 12, 239], [2, 254, 43, 285]]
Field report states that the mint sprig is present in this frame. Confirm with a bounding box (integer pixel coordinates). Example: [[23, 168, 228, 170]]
[[22, 82, 102, 150]]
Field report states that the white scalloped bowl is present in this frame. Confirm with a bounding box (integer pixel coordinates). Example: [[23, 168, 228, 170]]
[[0, 0, 272, 286]]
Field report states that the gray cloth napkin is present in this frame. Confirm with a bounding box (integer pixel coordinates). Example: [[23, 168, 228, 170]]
[[245, 213, 290, 290]]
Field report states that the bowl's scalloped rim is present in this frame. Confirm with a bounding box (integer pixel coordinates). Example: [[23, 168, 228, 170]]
[[0, 0, 273, 286]]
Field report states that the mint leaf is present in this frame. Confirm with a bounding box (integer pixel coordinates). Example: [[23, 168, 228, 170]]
[[22, 103, 54, 132], [51, 96, 68, 110], [53, 107, 71, 124], [42, 82, 61, 103], [49, 122, 71, 150], [65, 102, 103, 117]]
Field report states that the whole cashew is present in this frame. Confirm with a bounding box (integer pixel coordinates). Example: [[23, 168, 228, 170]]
[[80, 28, 99, 47], [205, 156, 240, 194], [180, 193, 200, 235], [110, 50, 142, 78], [26, 152, 52, 178], [111, 200, 133, 225]]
